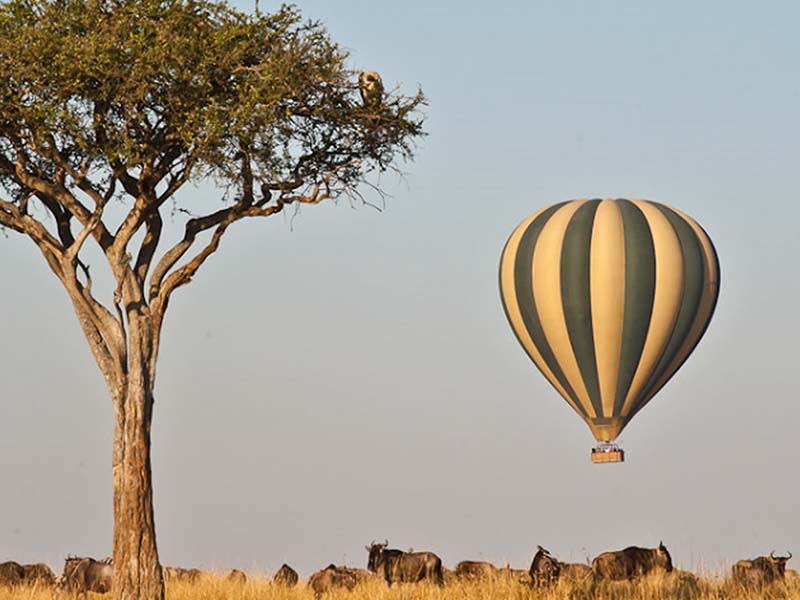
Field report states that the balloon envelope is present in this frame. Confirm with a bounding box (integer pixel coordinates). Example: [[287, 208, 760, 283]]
[[499, 199, 719, 442]]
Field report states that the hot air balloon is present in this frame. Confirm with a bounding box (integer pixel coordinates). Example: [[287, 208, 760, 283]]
[[499, 199, 719, 463]]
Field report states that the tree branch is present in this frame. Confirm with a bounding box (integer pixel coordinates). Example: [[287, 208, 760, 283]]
[[112, 152, 183, 278], [1, 140, 115, 250], [60, 250, 128, 378], [59, 268, 125, 393], [133, 210, 162, 285], [147, 205, 237, 302], [2, 188, 126, 388], [147, 158, 346, 305], [65, 194, 106, 262], [36, 193, 76, 248], [155, 157, 196, 205], [0, 198, 25, 234], [0, 195, 64, 254], [149, 181, 333, 316]]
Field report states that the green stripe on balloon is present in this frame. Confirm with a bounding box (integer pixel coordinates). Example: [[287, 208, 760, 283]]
[[560, 199, 603, 419], [613, 200, 656, 419]]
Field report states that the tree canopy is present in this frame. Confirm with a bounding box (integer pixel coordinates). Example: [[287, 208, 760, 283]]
[[0, 0, 425, 313]]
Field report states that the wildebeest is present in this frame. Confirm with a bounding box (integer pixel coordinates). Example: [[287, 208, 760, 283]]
[[0, 561, 25, 587], [21, 563, 56, 586], [592, 542, 673, 581], [529, 546, 561, 586], [58, 556, 113, 595], [731, 551, 792, 587], [163, 566, 203, 583], [226, 569, 247, 584], [308, 564, 365, 598], [366, 540, 443, 586], [273, 563, 299, 587], [455, 560, 497, 580]]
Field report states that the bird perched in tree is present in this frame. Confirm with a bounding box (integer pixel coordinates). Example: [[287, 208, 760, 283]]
[[358, 71, 383, 108]]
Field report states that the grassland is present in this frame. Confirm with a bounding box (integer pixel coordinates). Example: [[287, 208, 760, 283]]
[[2, 570, 800, 600]]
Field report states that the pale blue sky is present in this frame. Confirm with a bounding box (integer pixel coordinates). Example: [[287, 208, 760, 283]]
[[1, 0, 799, 577]]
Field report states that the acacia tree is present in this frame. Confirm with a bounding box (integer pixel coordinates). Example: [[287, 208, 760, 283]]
[[0, 1, 425, 598]]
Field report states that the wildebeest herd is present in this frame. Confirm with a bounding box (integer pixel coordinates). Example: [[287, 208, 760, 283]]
[[0, 557, 246, 595], [0, 543, 795, 597]]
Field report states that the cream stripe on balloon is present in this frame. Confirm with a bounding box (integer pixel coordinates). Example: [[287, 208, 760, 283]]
[[589, 200, 626, 419], [532, 200, 597, 419]]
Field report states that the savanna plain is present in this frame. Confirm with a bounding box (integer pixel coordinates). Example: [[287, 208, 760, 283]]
[[2, 572, 800, 600]]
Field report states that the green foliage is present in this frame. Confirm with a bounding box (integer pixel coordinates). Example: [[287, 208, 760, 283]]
[[0, 0, 425, 203]]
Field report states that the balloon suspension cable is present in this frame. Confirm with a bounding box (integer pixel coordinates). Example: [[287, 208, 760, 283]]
[[591, 441, 624, 464]]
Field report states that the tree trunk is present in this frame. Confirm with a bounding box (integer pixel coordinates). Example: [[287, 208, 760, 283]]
[[59, 277, 165, 599], [111, 318, 164, 600]]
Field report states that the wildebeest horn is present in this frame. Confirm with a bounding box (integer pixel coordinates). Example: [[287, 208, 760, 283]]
[[384, 539, 388, 546], [771, 550, 776, 559], [788, 551, 793, 559]]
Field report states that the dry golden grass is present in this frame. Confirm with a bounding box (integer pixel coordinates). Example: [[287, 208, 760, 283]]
[[1, 571, 799, 600]]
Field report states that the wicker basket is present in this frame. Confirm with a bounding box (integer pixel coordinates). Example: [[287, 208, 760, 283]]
[[591, 449, 624, 463]]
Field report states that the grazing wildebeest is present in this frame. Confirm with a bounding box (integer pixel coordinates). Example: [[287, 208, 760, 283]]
[[455, 560, 497, 580], [21, 563, 56, 586], [58, 556, 113, 595], [732, 551, 792, 587], [273, 563, 299, 587], [529, 546, 561, 586], [226, 569, 247, 584], [366, 540, 443, 586], [308, 564, 361, 598], [0, 562, 25, 587], [163, 566, 203, 583], [592, 542, 673, 581]]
